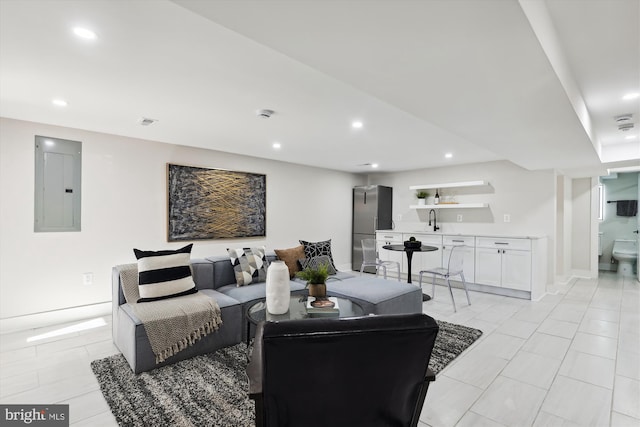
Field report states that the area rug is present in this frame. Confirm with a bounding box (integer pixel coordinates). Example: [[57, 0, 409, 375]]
[[91, 320, 481, 427]]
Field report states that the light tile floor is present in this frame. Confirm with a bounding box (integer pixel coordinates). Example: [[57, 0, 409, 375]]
[[0, 272, 638, 426]]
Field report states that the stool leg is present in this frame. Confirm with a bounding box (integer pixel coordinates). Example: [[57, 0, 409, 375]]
[[432, 273, 437, 298], [461, 272, 471, 306], [446, 276, 457, 312]]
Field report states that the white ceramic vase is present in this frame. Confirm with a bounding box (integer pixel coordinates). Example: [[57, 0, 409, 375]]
[[265, 260, 290, 314], [418, 199, 426, 205]]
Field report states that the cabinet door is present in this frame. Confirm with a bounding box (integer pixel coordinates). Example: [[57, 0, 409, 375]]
[[443, 245, 475, 283], [410, 234, 442, 278], [475, 247, 502, 287], [502, 249, 532, 291], [376, 233, 403, 272]]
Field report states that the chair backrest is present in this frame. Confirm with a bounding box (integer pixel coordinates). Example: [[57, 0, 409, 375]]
[[447, 245, 465, 274], [259, 314, 439, 427], [361, 238, 379, 263]]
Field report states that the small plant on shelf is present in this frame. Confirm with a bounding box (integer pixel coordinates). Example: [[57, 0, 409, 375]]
[[416, 191, 428, 199]]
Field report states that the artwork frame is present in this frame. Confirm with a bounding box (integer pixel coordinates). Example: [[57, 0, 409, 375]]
[[167, 164, 266, 241]]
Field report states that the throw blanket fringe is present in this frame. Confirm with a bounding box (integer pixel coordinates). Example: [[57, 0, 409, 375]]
[[155, 317, 222, 364]]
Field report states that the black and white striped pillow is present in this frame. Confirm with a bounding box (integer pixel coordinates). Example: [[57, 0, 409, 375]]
[[133, 244, 198, 303]]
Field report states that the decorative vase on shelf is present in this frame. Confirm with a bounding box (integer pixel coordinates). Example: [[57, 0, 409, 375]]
[[418, 199, 426, 205], [265, 261, 290, 314], [308, 283, 327, 298]]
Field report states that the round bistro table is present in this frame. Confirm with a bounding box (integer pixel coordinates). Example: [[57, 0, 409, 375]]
[[382, 244, 439, 301]]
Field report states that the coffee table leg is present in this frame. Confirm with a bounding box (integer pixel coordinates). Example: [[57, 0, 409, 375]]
[[246, 320, 251, 360]]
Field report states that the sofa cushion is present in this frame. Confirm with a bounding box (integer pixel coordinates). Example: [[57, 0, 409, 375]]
[[227, 246, 269, 286], [133, 244, 198, 302], [326, 276, 422, 315], [299, 239, 337, 271], [217, 281, 307, 304], [274, 245, 305, 278], [199, 289, 242, 309]]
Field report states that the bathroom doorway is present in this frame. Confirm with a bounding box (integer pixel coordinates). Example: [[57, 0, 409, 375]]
[[598, 171, 639, 280]]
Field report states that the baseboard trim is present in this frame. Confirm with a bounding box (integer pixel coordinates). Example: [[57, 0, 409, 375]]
[[0, 302, 111, 335]]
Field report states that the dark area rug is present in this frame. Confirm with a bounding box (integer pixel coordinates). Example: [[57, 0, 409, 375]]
[[91, 320, 481, 427]]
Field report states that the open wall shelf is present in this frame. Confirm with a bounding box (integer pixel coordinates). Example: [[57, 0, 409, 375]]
[[409, 180, 489, 191], [410, 203, 489, 209]]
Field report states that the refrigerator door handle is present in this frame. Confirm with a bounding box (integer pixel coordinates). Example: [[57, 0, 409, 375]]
[[373, 216, 378, 230], [364, 192, 367, 204]]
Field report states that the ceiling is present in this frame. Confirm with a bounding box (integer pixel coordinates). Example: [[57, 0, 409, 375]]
[[0, 0, 638, 176]]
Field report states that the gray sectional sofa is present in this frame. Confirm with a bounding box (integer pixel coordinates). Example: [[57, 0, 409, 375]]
[[112, 253, 422, 373]]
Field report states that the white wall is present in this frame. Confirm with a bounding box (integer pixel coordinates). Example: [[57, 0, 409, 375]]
[[571, 178, 593, 274], [367, 160, 556, 280], [554, 174, 574, 281], [0, 118, 363, 318]]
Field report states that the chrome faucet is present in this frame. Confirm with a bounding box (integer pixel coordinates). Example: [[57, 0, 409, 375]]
[[428, 209, 440, 232]]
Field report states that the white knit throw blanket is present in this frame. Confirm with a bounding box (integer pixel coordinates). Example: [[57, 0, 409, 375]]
[[119, 266, 223, 364]]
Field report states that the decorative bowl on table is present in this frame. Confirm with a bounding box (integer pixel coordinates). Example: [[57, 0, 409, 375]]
[[404, 240, 422, 249]]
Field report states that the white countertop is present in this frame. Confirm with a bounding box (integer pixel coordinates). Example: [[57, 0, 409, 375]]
[[376, 230, 547, 239]]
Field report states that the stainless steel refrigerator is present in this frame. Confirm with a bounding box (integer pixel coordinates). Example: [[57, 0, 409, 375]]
[[352, 185, 393, 271]]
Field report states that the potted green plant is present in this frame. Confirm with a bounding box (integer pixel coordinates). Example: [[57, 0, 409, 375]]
[[416, 191, 428, 205], [296, 262, 331, 298]]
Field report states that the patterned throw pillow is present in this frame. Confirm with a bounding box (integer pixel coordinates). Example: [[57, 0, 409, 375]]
[[274, 245, 306, 278], [299, 239, 337, 271], [133, 244, 198, 303], [227, 246, 269, 286], [299, 255, 337, 275]]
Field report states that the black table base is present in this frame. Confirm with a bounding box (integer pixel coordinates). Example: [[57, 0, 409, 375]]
[[382, 244, 438, 302]]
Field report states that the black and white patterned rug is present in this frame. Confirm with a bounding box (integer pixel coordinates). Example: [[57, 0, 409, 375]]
[[91, 320, 481, 427]]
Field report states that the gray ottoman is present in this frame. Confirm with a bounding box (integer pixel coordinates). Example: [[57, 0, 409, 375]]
[[326, 275, 422, 315]]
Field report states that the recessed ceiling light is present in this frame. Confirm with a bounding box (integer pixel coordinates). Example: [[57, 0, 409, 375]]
[[272, 142, 281, 149], [371, 163, 379, 168], [73, 27, 97, 40], [625, 135, 637, 140], [139, 117, 157, 126], [352, 121, 363, 129], [622, 92, 639, 100], [257, 109, 274, 118], [52, 99, 67, 107], [445, 153, 453, 158]]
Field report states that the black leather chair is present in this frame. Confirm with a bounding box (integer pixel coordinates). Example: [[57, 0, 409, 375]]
[[246, 313, 439, 427]]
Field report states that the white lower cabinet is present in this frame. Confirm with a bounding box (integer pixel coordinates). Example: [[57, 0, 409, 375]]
[[375, 232, 403, 269], [373, 232, 546, 299], [502, 249, 532, 291], [475, 237, 532, 291], [475, 247, 502, 287], [404, 233, 443, 280], [442, 235, 475, 283]]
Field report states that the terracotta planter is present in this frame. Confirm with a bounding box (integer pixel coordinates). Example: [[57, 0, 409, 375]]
[[308, 283, 327, 298]]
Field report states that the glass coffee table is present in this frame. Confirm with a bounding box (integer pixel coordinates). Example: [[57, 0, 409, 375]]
[[245, 294, 365, 350]]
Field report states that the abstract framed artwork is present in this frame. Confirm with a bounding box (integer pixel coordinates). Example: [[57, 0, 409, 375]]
[[167, 164, 266, 241]]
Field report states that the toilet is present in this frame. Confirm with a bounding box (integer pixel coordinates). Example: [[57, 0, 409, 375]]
[[612, 239, 638, 278]]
